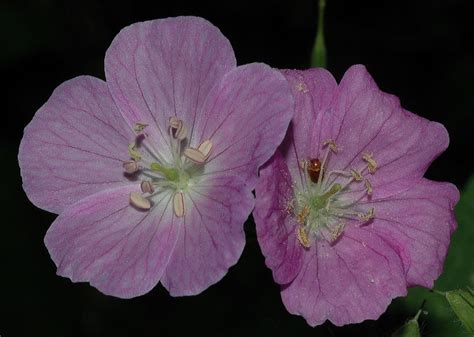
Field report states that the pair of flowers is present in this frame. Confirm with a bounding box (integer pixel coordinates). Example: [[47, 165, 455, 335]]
[[19, 16, 458, 326]]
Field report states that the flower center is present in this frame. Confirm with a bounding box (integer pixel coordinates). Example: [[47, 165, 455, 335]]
[[122, 117, 213, 217], [289, 140, 377, 248]]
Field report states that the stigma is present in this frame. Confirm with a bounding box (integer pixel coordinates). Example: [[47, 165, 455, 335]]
[[290, 140, 378, 248], [122, 118, 214, 217]]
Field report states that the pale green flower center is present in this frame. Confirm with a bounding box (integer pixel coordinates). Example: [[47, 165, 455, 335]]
[[122, 117, 213, 217]]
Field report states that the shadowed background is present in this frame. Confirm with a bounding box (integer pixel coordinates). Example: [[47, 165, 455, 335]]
[[1, 0, 473, 336]]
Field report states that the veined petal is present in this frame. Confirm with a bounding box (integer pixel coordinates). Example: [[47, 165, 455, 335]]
[[279, 69, 337, 185], [161, 175, 254, 296], [193, 63, 294, 188], [45, 185, 180, 298], [326, 65, 449, 197], [105, 16, 236, 158], [281, 227, 406, 326], [254, 151, 303, 284], [364, 178, 459, 287], [19, 76, 133, 214]]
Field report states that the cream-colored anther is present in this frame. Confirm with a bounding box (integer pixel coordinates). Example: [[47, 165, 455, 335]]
[[296, 226, 311, 248], [323, 139, 339, 153], [362, 152, 377, 174], [169, 116, 180, 129], [173, 192, 185, 217], [197, 139, 213, 159], [183, 147, 207, 164], [130, 192, 151, 210], [123, 160, 139, 174], [350, 169, 364, 181], [175, 124, 187, 140], [140, 180, 155, 194], [364, 179, 373, 195], [169, 117, 187, 140], [358, 207, 375, 222]]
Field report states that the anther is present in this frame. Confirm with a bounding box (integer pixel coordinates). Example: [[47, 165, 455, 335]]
[[123, 160, 140, 174], [133, 122, 148, 133], [169, 117, 187, 140], [296, 205, 310, 225], [128, 142, 141, 161], [358, 207, 375, 222], [330, 222, 345, 242], [364, 179, 373, 195], [296, 226, 311, 248], [173, 192, 185, 217], [350, 169, 364, 182], [362, 152, 377, 174], [197, 139, 213, 159], [323, 139, 339, 153], [184, 147, 207, 164], [130, 192, 151, 210], [140, 180, 155, 194], [169, 116, 180, 129]]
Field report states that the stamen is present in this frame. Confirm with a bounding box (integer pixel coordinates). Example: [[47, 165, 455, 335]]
[[296, 226, 311, 248], [323, 139, 339, 153], [140, 180, 155, 194], [169, 117, 187, 140], [184, 147, 207, 164], [330, 222, 345, 242], [169, 116, 181, 129], [350, 169, 364, 181], [197, 139, 213, 159], [358, 207, 375, 222], [362, 152, 377, 174], [364, 179, 373, 195], [123, 160, 139, 174], [130, 192, 151, 210], [173, 192, 185, 217], [297, 205, 310, 225], [133, 123, 148, 133], [128, 142, 141, 161]]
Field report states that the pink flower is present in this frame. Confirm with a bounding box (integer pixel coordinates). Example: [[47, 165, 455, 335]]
[[253, 65, 459, 326], [19, 17, 293, 298]]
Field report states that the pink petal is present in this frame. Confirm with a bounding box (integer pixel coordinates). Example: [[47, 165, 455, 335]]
[[279, 68, 338, 183], [326, 65, 450, 198], [364, 178, 459, 288], [19, 76, 133, 214], [45, 185, 180, 298], [161, 175, 254, 296], [105, 16, 236, 157], [192, 63, 294, 188], [254, 151, 303, 284], [281, 227, 407, 326]]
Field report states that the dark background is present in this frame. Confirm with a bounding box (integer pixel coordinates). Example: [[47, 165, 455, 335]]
[[1, 0, 473, 336]]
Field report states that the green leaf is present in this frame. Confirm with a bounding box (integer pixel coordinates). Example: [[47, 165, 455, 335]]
[[391, 310, 422, 337], [310, 0, 327, 68], [445, 288, 474, 335]]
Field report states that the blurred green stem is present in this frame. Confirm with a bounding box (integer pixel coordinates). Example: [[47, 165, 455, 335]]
[[311, 0, 327, 68]]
